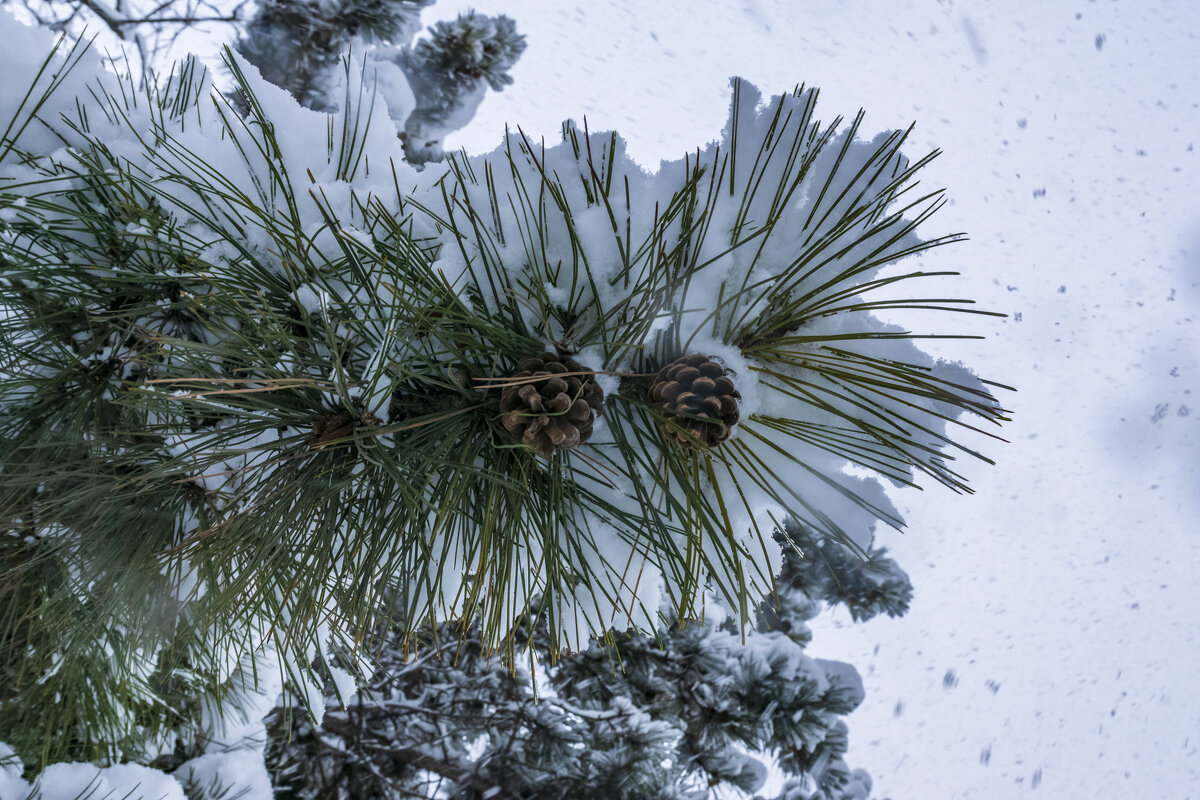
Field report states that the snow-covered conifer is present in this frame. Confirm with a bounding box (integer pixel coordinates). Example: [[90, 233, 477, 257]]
[[397, 10, 525, 163], [769, 520, 913, 625], [0, 5, 1006, 794], [237, 0, 525, 163], [237, 0, 433, 110], [264, 532, 906, 799]]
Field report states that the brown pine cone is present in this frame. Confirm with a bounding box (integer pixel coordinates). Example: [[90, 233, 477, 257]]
[[499, 351, 604, 458], [650, 354, 741, 450], [309, 409, 381, 449], [178, 480, 216, 509]]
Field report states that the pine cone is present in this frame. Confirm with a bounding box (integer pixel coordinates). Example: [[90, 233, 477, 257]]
[[499, 351, 604, 458], [310, 409, 381, 449], [650, 354, 741, 449], [178, 480, 215, 509]]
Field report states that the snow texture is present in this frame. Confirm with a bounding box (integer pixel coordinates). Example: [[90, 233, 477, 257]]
[[0, 756, 188, 800], [174, 751, 273, 800]]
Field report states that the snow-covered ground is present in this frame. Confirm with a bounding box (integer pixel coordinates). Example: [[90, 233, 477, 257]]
[[431, 1, 1199, 797]]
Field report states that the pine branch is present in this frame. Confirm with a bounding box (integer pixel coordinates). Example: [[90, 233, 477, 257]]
[[1, 30, 1008, 772]]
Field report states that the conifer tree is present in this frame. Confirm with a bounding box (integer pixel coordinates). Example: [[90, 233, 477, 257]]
[[264, 528, 906, 799], [0, 6, 1008, 796], [237, 0, 525, 163], [1, 0, 525, 164]]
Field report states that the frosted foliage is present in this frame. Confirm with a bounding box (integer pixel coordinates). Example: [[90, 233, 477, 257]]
[[414, 80, 983, 643], [0, 9, 981, 645], [1, 6, 995, 783], [236, 0, 432, 111], [0, 12, 104, 158], [234, 1, 523, 165], [401, 11, 525, 163], [814, 658, 867, 709], [265, 547, 892, 800]]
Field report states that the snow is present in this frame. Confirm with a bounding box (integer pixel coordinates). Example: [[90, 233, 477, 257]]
[[0, 760, 188, 800], [174, 751, 273, 800], [814, 658, 866, 709], [0, 17, 101, 158], [356, 52, 418, 130], [0, 743, 30, 800], [326, 663, 359, 705]]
